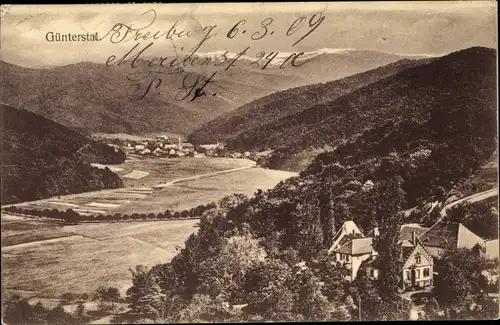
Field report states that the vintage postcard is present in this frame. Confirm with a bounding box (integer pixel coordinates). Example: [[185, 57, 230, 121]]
[[1, 1, 498, 323]]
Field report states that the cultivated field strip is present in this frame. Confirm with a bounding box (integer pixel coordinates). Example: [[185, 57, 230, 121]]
[[1, 219, 199, 298], [11, 187, 158, 216], [5, 161, 259, 217]]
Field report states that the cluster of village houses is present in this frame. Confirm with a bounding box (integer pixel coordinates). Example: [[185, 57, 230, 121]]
[[116, 135, 270, 160], [120, 135, 226, 158], [327, 218, 498, 291]]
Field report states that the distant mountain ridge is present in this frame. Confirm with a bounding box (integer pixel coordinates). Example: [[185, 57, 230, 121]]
[[0, 49, 417, 135], [189, 46, 497, 171], [181, 47, 436, 66]]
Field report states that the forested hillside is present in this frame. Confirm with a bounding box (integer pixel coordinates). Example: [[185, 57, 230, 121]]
[[1, 104, 125, 204], [191, 47, 496, 172], [189, 58, 432, 145], [118, 47, 497, 323]]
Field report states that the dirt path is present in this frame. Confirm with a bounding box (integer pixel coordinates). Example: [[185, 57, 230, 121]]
[[152, 164, 256, 189], [124, 236, 172, 253], [1, 235, 84, 251], [440, 186, 498, 218], [89, 315, 115, 324]]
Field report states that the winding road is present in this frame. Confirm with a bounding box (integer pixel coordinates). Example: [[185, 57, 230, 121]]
[[438, 186, 499, 220], [152, 164, 256, 189], [2, 234, 84, 252]]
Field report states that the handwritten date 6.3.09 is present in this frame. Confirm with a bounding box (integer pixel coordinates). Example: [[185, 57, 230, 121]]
[[226, 12, 325, 46]]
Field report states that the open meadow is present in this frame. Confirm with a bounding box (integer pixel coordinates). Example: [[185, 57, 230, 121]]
[[1, 215, 73, 247], [12, 158, 296, 216], [110, 157, 256, 188], [1, 158, 298, 303], [2, 215, 199, 300], [113, 167, 298, 214]]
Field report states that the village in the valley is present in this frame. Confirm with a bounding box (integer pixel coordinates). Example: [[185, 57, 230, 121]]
[[103, 134, 263, 160]]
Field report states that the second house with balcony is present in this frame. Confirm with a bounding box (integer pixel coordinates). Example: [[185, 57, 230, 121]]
[[329, 221, 434, 291]]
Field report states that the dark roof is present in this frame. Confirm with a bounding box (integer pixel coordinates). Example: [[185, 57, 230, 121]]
[[363, 255, 381, 268], [402, 246, 415, 260], [333, 237, 373, 255], [337, 233, 365, 248], [400, 225, 429, 241], [366, 224, 429, 242], [400, 239, 414, 247], [419, 221, 460, 250]]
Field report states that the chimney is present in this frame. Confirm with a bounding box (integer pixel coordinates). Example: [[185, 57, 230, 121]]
[[411, 230, 417, 246]]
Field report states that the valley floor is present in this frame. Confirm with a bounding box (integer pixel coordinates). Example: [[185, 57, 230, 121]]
[[1, 157, 298, 304], [7, 157, 296, 216], [2, 214, 198, 299]]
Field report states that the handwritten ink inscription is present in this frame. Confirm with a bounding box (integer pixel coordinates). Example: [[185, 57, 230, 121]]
[[101, 9, 325, 101]]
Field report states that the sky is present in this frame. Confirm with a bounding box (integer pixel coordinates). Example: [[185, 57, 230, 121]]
[[0, 2, 497, 68]]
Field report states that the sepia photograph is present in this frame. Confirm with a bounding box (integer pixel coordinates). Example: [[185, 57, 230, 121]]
[[0, 1, 498, 323]]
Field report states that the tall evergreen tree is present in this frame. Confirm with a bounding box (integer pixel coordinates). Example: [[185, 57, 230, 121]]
[[374, 176, 406, 299], [371, 176, 411, 320], [319, 182, 336, 248]]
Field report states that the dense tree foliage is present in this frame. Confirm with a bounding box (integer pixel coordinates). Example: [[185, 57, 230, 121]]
[[446, 199, 499, 240], [2, 202, 217, 223], [122, 193, 365, 322], [93, 286, 121, 314], [2, 104, 125, 204], [2, 296, 80, 325], [419, 249, 498, 320], [434, 249, 489, 308], [126, 265, 164, 320]]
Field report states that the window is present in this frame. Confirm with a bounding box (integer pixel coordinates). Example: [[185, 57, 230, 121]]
[[370, 269, 375, 277], [423, 268, 430, 277], [406, 270, 411, 280], [415, 254, 421, 264], [416, 269, 421, 279]]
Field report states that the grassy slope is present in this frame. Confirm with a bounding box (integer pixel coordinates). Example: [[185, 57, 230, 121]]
[[1, 218, 199, 298]]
